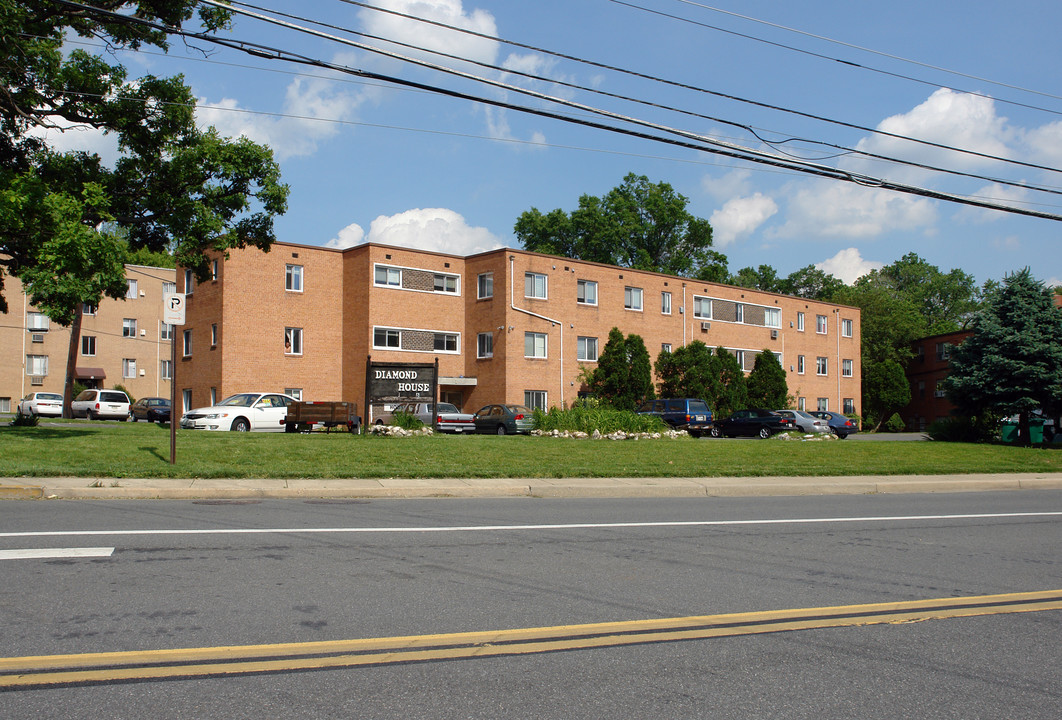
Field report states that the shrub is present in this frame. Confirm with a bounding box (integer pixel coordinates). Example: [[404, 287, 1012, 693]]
[[390, 411, 424, 430], [884, 413, 906, 433], [926, 415, 997, 443], [11, 412, 40, 427], [533, 404, 668, 434], [113, 383, 134, 404]]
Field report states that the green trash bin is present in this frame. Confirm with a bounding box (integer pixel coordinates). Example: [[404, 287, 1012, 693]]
[[1000, 421, 1018, 443], [1030, 419, 1045, 444]]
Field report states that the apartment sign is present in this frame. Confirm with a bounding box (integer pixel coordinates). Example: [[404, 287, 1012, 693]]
[[366, 360, 437, 403]]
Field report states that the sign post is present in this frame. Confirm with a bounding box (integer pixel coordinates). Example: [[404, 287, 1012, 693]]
[[162, 293, 186, 464]]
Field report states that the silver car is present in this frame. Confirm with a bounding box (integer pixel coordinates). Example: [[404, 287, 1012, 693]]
[[775, 409, 831, 434], [393, 402, 476, 433]]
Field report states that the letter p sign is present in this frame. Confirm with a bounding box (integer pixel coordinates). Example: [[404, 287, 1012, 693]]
[[163, 292, 187, 325]]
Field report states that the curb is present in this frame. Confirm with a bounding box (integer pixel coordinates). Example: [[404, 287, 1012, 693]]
[[0, 484, 45, 500]]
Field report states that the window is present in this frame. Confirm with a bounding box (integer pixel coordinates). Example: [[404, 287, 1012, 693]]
[[27, 312, 49, 331], [525, 272, 547, 299], [765, 307, 781, 328], [843, 398, 855, 415], [661, 292, 671, 315], [210, 259, 219, 281], [816, 314, 828, 334], [81, 336, 96, 356], [524, 391, 547, 411], [936, 342, 952, 361], [817, 398, 829, 412], [624, 286, 643, 311], [373, 328, 401, 348], [842, 359, 853, 377], [735, 303, 744, 323], [26, 355, 48, 376], [126, 279, 138, 299], [577, 279, 597, 305], [184, 268, 194, 294], [284, 388, 302, 401], [374, 266, 401, 287], [661, 343, 672, 354], [477, 273, 493, 299], [796, 312, 804, 331], [797, 397, 806, 411], [123, 358, 137, 378], [162, 281, 176, 295], [285, 327, 303, 355], [477, 332, 493, 358], [841, 318, 853, 337], [211, 324, 218, 347], [797, 355, 805, 374], [183, 329, 192, 357], [525, 332, 547, 358], [693, 297, 711, 318], [816, 356, 828, 376], [210, 388, 217, 406], [433, 273, 458, 294], [161, 323, 173, 341], [286, 264, 303, 292], [161, 360, 172, 380], [433, 333, 458, 352], [0, 398, 8, 414], [123, 318, 137, 337], [83, 303, 97, 316], [577, 336, 598, 362], [735, 350, 745, 369], [182, 389, 191, 414]]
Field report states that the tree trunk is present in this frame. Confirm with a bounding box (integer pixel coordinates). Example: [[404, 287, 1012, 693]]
[[1017, 410, 1030, 445], [62, 308, 83, 419]]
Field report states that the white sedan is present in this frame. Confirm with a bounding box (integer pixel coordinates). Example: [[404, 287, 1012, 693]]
[[17, 392, 64, 418], [180, 392, 297, 432]]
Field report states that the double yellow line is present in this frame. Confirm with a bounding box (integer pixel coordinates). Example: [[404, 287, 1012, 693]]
[[3, 589, 1061, 689]]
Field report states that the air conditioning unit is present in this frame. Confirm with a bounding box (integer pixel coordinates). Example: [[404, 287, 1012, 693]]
[[770, 329, 778, 339], [31, 334, 44, 343], [30, 376, 44, 386], [700, 322, 710, 331], [140, 329, 146, 336]]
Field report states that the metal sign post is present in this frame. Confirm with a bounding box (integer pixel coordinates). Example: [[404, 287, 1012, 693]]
[[162, 293, 186, 464]]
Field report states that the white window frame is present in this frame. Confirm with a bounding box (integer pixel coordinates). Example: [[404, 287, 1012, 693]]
[[817, 398, 829, 412], [577, 279, 598, 305], [122, 318, 137, 337], [285, 327, 303, 355], [661, 343, 672, 354], [161, 323, 173, 341], [162, 281, 176, 295], [816, 356, 828, 376], [796, 312, 804, 332], [525, 331, 547, 358], [26, 355, 48, 376], [27, 312, 49, 331], [183, 329, 192, 357], [577, 336, 598, 362], [693, 297, 711, 319], [183, 268, 194, 294], [524, 390, 547, 411], [433, 273, 459, 294], [374, 265, 402, 287], [843, 398, 855, 415], [477, 272, 493, 299], [433, 332, 459, 353], [182, 389, 192, 414], [373, 328, 401, 349], [798, 397, 806, 411], [122, 358, 137, 379], [126, 279, 138, 299], [765, 307, 781, 328], [211, 324, 218, 347], [842, 359, 853, 377], [81, 335, 96, 356], [286, 264, 303, 292], [161, 359, 172, 381], [624, 286, 643, 311], [841, 318, 853, 337], [83, 303, 97, 316], [525, 272, 548, 299], [210, 259, 219, 281], [816, 314, 828, 334], [286, 388, 303, 401], [797, 355, 805, 375], [735, 303, 745, 323], [661, 291, 672, 315], [477, 332, 493, 359]]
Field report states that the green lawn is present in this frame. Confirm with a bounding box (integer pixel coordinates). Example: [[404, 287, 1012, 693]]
[[0, 422, 1059, 479]]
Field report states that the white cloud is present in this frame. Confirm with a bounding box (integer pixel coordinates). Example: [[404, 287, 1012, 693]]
[[774, 181, 936, 239], [1024, 120, 1062, 167], [709, 193, 778, 248], [27, 120, 120, 167], [701, 169, 753, 201], [327, 208, 504, 255], [359, 0, 500, 68], [815, 248, 883, 285]]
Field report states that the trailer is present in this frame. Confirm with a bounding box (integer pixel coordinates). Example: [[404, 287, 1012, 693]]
[[284, 401, 361, 434]]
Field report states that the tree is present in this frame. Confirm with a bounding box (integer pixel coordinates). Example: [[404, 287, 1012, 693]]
[[862, 359, 911, 432], [746, 350, 789, 409], [730, 265, 783, 293], [944, 269, 1062, 443], [714, 347, 748, 418], [780, 264, 845, 300], [654, 340, 721, 403], [516, 173, 728, 278], [2, 1, 289, 414], [587, 328, 654, 410], [626, 334, 655, 407], [878, 253, 980, 334]]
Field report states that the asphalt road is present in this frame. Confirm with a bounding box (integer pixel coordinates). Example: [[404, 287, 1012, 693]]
[[2, 492, 1060, 718]]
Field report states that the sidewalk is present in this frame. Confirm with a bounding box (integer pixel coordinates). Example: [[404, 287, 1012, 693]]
[[3, 473, 1062, 500]]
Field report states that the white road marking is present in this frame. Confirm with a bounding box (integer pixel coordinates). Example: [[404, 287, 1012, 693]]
[[0, 512, 1059, 539], [0, 547, 115, 560]]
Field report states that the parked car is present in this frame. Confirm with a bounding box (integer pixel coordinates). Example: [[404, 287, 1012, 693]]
[[472, 404, 535, 435], [130, 397, 171, 423], [711, 409, 796, 438], [71, 389, 131, 420], [393, 401, 476, 433], [16, 392, 64, 418], [774, 409, 831, 434], [637, 398, 714, 437], [809, 411, 860, 439], [180, 392, 297, 432]]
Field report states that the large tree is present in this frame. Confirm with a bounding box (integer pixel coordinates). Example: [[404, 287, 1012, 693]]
[[878, 253, 980, 334], [2, 1, 289, 413], [515, 173, 728, 278], [943, 269, 1062, 443], [587, 328, 654, 410], [746, 350, 789, 409]]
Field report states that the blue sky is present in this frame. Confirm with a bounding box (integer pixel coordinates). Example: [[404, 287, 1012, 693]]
[[45, 0, 1062, 287]]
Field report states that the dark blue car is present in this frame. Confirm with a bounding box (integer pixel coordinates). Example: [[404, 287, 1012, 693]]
[[638, 398, 714, 437], [809, 411, 859, 439]]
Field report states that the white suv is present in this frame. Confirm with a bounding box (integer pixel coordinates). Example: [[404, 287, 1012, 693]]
[[71, 389, 131, 421]]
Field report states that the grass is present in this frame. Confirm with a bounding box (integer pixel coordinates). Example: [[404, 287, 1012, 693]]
[[0, 421, 1059, 479]]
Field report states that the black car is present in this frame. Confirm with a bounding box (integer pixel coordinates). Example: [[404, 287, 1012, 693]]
[[711, 409, 796, 438], [638, 398, 714, 437], [130, 397, 171, 423]]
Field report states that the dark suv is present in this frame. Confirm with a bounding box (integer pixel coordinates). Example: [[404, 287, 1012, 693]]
[[638, 398, 714, 437]]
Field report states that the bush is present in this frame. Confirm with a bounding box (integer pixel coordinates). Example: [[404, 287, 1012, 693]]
[[10, 411, 39, 427], [884, 413, 906, 433], [113, 383, 134, 404], [390, 411, 424, 430], [533, 403, 668, 434], [926, 415, 997, 443]]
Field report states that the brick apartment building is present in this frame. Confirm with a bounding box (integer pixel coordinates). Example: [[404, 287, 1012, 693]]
[[176, 242, 861, 422], [899, 330, 970, 431], [0, 265, 176, 413]]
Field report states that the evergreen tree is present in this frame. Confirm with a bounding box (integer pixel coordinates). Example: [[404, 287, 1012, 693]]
[[626, 334, 655, 407], [944, 269, 1062, 443], [746, 350, 789, 409], [589, 327, 630, 408], [715, 347, 748, 417]]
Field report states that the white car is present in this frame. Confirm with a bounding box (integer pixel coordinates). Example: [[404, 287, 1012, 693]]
[[775, 409, 831, 434], [180, 392, 297, 432], [71, 389, 131, 420], [17, 392, 64, 418]]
